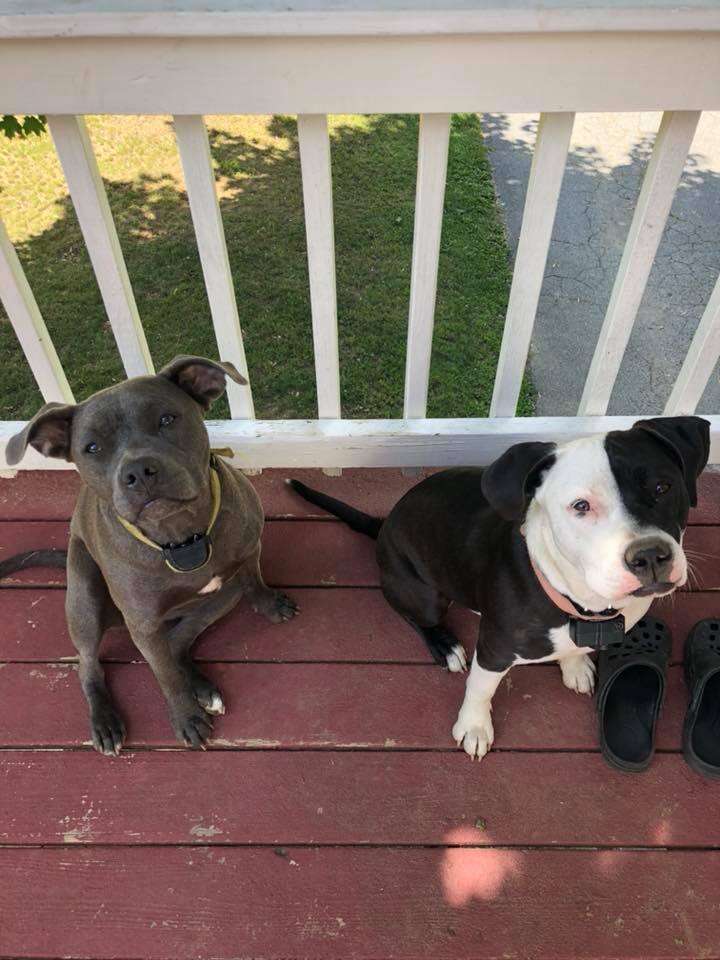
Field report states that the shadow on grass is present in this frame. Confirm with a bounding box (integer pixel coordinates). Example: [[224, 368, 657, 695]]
[[0, 113, 520, 422]]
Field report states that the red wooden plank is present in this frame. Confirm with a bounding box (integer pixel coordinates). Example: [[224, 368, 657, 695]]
[[1, 750, 716, 848], [1, 585, 717, 664], [262, 469, 720, 526], [1, 519, 718, 589], [695, 471, 720, 524], [0, 519, 380, 587], [251, 467, 429, 519], [1, 467, 718, 523], [0, 469, 81, 520], [0, 661, 690, 751], [2, 847, 720, 959], [0, 467, 421, 522], [0, 587, 440, 664]]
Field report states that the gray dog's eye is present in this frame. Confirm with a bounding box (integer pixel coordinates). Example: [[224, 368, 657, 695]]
[[572, 499, 590, 514], [159, 414, 176, 428], [84, 442, 100, 455], [655, 481, 671, 497]]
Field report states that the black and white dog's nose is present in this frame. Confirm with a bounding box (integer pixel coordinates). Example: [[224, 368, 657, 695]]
[[121, 457, 161, 491], [624, 537, 673, 582]]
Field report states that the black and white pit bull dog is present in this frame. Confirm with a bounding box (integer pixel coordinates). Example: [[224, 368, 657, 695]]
[[291, 416, 709, 761], [2, 356, 297, 755]]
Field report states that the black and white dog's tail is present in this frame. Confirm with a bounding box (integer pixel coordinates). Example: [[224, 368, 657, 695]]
[[287, 480, 383, 540], [0, 548, 68, 580]]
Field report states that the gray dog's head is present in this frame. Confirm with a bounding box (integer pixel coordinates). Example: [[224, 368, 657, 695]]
[[7, 356, 246, 524]]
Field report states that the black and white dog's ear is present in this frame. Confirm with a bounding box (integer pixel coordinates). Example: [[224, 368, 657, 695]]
[[159, 355, 247, 410], [5, 402, 77, 465], [481, 441, 557, 521], [634, 416, 710, 508]]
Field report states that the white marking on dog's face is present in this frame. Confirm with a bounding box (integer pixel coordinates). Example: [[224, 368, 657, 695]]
[[525, 435, 687, 608]]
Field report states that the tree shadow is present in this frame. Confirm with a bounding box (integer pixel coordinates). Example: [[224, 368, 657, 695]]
[[0, 112, 517, 422], [481, 111, 720, 416]]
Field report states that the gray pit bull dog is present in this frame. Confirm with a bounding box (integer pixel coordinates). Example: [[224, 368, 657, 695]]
[[3, 356, 297, 755]]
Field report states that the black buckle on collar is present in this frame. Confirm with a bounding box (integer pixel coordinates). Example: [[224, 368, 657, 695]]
[[161, 534, 212, 573], [569, 615, 625, 650]]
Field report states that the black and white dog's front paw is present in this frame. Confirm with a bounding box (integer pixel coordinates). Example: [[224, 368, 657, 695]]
[[452, 705, 494, 761], [559, 653, 596, 695], [423, 626, 468, 673], [445, 643, 468, 673]]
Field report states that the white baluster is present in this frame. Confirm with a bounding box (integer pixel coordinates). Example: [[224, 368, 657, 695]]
[[0, 217, 74, 404], [490, 112, 574, 417], [579, 111, 700, 415], [174, 115, 254, 420], [298, 114, 342, 475], [665, 272, 720, 415], [48, 115, 153, 377]]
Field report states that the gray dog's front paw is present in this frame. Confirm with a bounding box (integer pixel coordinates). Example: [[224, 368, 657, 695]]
[[170, 701, 214, 749], [90, 702, 126, 757], [255, 590, 299, 624]]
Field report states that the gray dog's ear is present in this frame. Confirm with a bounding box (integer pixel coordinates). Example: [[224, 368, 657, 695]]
[[634, 416, 710, 508], [5, 402, 77, 466], [158, 355, 248, 410], [481, 441, 557, 521]]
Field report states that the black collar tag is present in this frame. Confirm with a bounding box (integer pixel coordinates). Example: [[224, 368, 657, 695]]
[[161, 535, 213, 573], [569, 615, 625, 650]]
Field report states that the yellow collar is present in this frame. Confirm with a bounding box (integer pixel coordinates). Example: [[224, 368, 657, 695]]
[[116, 464, 222, 573]]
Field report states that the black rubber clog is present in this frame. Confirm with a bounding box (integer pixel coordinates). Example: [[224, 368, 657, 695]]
[[683, 619, 720, 779], [596, 617, 671, 772]]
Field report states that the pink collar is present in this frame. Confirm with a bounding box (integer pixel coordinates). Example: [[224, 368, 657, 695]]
[[529, 556, 620, 622]]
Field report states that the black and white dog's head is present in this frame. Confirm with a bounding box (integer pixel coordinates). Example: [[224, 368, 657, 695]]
[[482, 417, 710, 611]]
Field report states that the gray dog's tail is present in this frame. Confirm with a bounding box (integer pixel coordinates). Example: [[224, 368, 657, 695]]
[[287, 480, 383, 540], [0, 548, 68, 580]]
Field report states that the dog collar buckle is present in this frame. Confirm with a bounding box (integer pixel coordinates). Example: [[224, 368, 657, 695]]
[[569, 615, 625, 650], [162, 535, 213, 573]]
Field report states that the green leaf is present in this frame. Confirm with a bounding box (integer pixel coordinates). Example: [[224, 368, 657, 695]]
[[1, 114, 47, 140]]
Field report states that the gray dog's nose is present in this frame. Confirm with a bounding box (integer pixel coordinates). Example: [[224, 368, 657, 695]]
[[121, 457, 161, 491], [623, 537, 673, 583]]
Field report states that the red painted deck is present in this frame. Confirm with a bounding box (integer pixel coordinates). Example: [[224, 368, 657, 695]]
[[1, 469, 720, 960]]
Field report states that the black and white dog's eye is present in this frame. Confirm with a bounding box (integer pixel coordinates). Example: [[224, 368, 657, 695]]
[[655, 481, 670, 497], [572, 499, 590, 514], [159, 414, 176, 428], [84, 442, 100, 455]]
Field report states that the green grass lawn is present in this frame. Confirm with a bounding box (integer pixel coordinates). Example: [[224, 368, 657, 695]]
[[0, 113, 532, 422]]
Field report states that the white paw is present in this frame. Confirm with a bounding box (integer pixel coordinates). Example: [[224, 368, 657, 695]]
[[452, 705, 494, 761], [204, 692, 226, 716], [560, 654, 596, 695], [446, 643, 468, 673]]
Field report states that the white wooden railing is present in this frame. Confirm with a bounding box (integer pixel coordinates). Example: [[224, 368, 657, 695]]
[[1, 1, 720, 471]]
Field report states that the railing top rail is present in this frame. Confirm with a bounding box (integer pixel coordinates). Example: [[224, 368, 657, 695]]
[[2, 0, 720, 39]]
